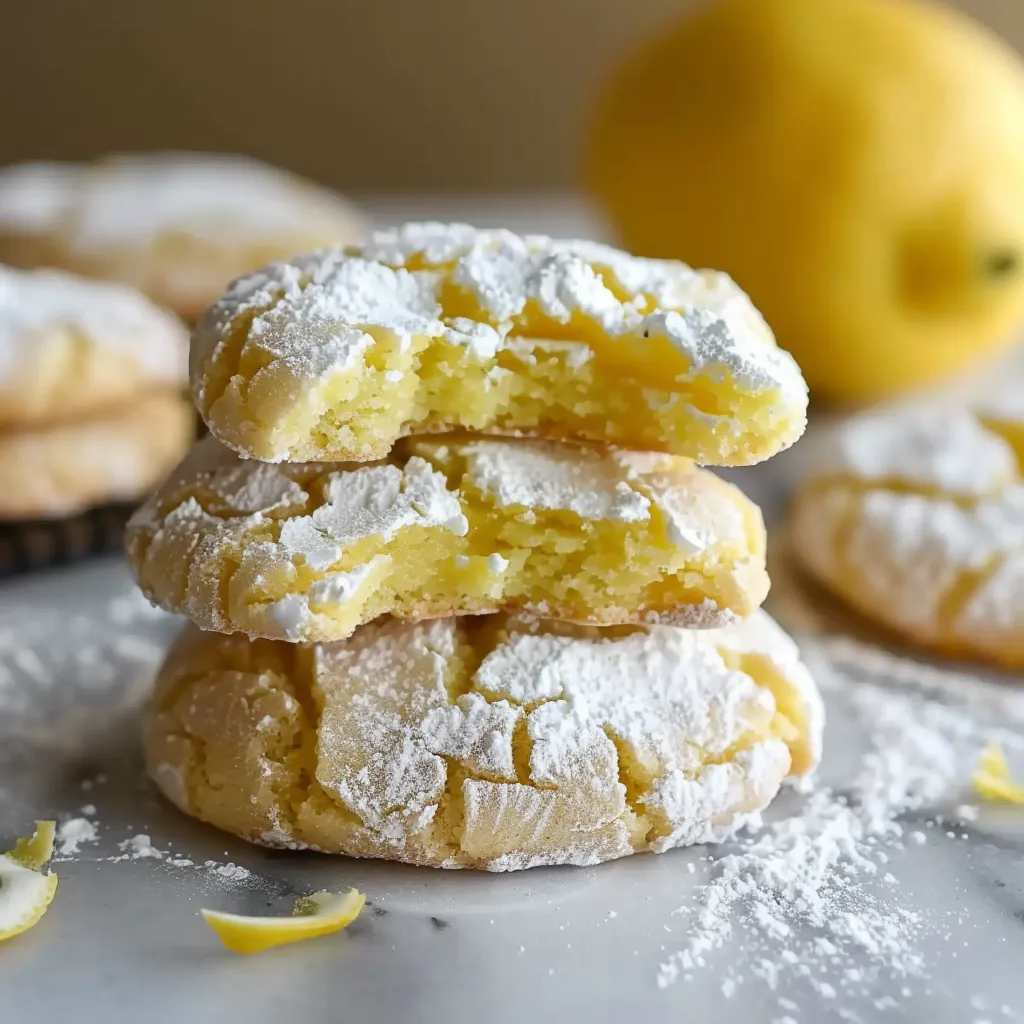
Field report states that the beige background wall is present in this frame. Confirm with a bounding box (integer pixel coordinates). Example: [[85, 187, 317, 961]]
[[2, 0, 1022, 190]]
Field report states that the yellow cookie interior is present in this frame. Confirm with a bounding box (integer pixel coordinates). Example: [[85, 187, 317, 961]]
[[128, 437, 768, 642], [193, 227, 807, 465]]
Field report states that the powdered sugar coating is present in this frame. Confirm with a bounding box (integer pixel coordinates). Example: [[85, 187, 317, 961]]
[[0, 265, 187, 387], [793, 401, 1024, 665], [0, 153, 363, 251], [190, 222, 807, 465], [460, 439, 651, 522], [203, 222, 801, 394], [825, 410, 1017, 497], [146, 610, 822, 870], [127, 434, 766, 642]]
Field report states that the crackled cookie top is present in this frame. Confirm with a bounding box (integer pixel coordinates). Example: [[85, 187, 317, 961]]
[[0, 265, 188, 426], [190, 222, 808, 465], [0, 153, 362, 250], [146, 610, 823, 870], [0, 154, 367, 319], [792, 400, 1024, 666], [126, 434, 768, 642]]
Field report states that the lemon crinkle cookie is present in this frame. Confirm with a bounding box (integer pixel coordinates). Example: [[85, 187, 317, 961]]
[[791, 399, 1024, 666], [126, 434, 768, 642], [0, 393, 194, 520], [190, 222, 808, 465], [0, 153, 367, 321], [146, 610, 823, 870], [0, 265, 188, 427]]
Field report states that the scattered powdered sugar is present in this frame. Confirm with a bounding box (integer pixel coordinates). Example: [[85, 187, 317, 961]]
[[656, 637, 1002, 1013], [0, 583, 176, 746], [120, 834, 164, 860], [207, 861, 253, 882], [56, 816, 99, 856]]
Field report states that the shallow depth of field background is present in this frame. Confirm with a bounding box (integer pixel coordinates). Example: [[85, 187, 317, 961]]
[[1, 0, 1021, 191]]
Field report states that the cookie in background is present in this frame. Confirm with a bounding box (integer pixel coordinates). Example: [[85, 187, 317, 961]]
[[0, 152, 368, 322], [0, 264, 191, 571], [788, 396, 1024, 669]]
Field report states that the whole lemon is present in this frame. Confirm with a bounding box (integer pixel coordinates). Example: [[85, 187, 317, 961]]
[[588, 0, 1024, 403]]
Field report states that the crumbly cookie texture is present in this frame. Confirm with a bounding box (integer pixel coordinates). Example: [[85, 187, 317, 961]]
[[0, 153, 367, 320], [0, 265, 188, 428], [0, 392, 193, 520], [126, 434, 768, 642], [791, 400, 1024, 666], [145, 611, 823, 870], [189, 222, 808, 465]]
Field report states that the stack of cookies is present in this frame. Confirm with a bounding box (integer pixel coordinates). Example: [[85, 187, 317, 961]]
[[126, 223, 824, 871]]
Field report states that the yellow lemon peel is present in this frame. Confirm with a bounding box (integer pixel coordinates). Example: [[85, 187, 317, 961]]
[[972, 742, 1024, 804], [0, 821, 58, 942], [8, 820, 56, 870], [201, 888, 365, 955]]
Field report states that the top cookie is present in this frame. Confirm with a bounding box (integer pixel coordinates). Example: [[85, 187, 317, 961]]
[[190, 222, 808, 465], [790, 398, 1024, 667], [0, 153, 367, 321], [0, 264, 188, 427]]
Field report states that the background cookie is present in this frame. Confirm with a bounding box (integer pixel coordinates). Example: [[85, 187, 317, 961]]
[[126, 434, 769, 642], [790, 402, 1024, 667], [0, 392, 193, 520], [191, 222, 807, 464], [146, 611, 823, 870], [0, 153, 368, 321], [0, 265, 188, 427]]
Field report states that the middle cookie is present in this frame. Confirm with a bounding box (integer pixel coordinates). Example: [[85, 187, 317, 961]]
[[127, 435, 768, 642]]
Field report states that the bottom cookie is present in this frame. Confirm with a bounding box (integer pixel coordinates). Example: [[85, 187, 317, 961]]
[[146, 611, 824, 871]]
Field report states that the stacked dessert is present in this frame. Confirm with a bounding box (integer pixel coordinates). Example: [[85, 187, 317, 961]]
[[126, 223, 824, 871]]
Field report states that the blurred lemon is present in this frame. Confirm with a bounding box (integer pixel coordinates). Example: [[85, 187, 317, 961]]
[[589, 0, 1024, 402]]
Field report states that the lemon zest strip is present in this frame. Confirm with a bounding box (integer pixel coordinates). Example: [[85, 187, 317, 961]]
[[972, 742, 1024, 804], [201, 888, 365, 955]]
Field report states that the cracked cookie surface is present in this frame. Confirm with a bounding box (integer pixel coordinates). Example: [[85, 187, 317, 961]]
[[790, 399, 1024, 667], [126, 434, 768, 642], [190, 222, 807, 465], [146, 610, 822, 870], [0, 265, 188, 427], [0, 153, 367, 321]]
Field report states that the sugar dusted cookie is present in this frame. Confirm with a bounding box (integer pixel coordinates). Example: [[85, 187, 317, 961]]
[[126, 434, 768, 642], [0, 154, 367, 321], [0, 393, 193, 520], [145, 610, 822, 870], [790, 400, 1024, 667], [190, 222, 807, 465], [0, 265, 187, 427]]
